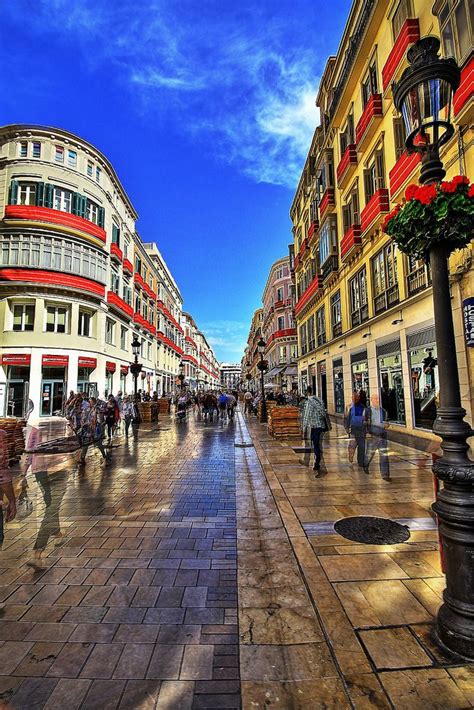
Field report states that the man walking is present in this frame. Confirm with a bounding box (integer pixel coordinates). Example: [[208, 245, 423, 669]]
[[301, 387, 330, 475], [345, 392, 368, 472], [365, 393, 390, 479]]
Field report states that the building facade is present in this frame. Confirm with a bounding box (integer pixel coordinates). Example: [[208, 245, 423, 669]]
[[220, 363, 242, 390], [261, 257, 298, 389], [242, 308, 264, 392], [0, 124, 218, 417], [290, 0, 473, 443]]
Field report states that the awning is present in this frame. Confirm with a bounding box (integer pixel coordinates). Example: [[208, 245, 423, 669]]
[[42, 354, 69, 367], [283, 365, 298, 376], [1, 353, 31, 366], [78, 357, 97, 369], [265, 366, 285, 379], [106, 361, 116, 373], [120, 365, 129, 375]]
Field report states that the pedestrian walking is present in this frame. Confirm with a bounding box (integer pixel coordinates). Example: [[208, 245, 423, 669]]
[[244, 390, 253, 415], [365, 393, 390, 479], [218, 392, 228, 419], [123, 395, 141, 438], [345, 392, 368, 471], [105, 395, 119, 443], [301, 387, 331, 475], [226, 392, 237, 419]]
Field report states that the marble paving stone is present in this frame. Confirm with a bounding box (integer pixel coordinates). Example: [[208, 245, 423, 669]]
[[335, 580, 433, 627], [240, 643, 338, 682], [359, 627, 432, 670], [320, 554, 409, 582], [448, 666, 474, 705], [241, 678, 351, 709], [380, 668, 472, 709], [239, 606, 323, 645], [344, 672, 392, 709]]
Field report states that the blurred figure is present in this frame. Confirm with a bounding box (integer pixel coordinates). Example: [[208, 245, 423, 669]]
[[301, 386, 331, 475], [244, 390, 253, 415], [365, 393, 390, 480], [345, 392, 368, 471]]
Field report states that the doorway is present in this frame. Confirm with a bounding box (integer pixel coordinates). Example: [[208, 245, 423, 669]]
[[41, 379, 65, 416]]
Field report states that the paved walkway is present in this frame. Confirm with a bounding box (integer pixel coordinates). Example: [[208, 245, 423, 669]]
[[0, 409, 473, 708]]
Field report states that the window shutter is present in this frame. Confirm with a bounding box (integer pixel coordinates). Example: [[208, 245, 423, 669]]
[[98, 206, 105, 228], [342, 205, 350, 234], [34, 182, 44, 207], [44, 183, 54, 208], [376, 150, 385, 189], [363, 169, 372, 204], [72, 192, 80, 215], [8, 180, 19, 205]]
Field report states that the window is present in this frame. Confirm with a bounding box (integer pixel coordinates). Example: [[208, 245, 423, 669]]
[[19, 142, 28, 157], [316, 306, 326, 346], [87, 200, 100, 224], [110, 268, 120, 295], [123, 238, 129, 260], [78, 310, 91, 337], [307, 315, 316, 351], [340, 112, 355, 155], [87, 161, 93, 177], [331, 291, 342, 337], [32, 142, 41, 158], [45, 305, 68, 333], [112, 222, 120, 246], [435, 0, 473, 64], [279, 345, 287, 363], [299, 322, 308, 355], [392, 0, 412, 40], [363, 149, 385, 204], [319, 217, 337, 265], [105, 318, 115, 345], [53, 186, 72, 212], [349, 268, 369, 327], [361, 60, 378, 108], [67, 149, 77, 167], [147, 342, 152, 360], [18, 182, 37, 206], [276, 287, 284, 302], [277, 315, 285, 331], [54, 145, 64, 163], [123, 281, 132, 306], [393, 117, 407, 161], [120, 326, 127, 350], [95, 166, 101, 183], [135, 255, 142, 275], [342, 189, 360, 233], [13, 304, 35, 331], [372, 243, 399, 314]]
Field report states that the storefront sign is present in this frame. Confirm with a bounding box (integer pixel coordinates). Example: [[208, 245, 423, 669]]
[[463, 297, 474, 347], [42, 354, 69, 367], [1, 353, 31, 366], [120, 365, 129, 375], [105, 361, 116, 373], [78, 357, 97, 369]]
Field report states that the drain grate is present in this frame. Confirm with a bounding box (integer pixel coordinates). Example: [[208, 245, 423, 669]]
[[334, 516, 410, 545]]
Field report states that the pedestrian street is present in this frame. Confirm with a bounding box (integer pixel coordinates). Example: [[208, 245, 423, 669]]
[[0, 409, 474, 709]]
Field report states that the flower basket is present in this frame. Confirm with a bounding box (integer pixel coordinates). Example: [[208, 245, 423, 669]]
[[382, 176, 474, 260]]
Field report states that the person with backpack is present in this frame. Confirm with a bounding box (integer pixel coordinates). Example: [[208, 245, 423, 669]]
[[218, 391, 228, 419], [345, 392, 368, 471], [365, 393, 390, 479], [301, 387, 331, 475]]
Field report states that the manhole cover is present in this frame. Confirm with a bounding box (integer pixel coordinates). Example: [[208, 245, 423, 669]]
[[334, 516, 410, 545]]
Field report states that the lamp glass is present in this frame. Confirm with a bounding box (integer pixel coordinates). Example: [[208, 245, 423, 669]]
[[401, 78, 452, 139], [131, 335, 140, 357]]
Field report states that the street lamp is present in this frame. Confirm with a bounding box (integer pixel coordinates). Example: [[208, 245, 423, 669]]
[[178, 359, 185, 392], [393, 36, 474, 658], [257, 337, 268, 423], [130, 334, 142, 398]]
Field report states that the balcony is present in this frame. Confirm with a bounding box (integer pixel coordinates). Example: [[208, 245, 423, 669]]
[[4, 204, 106, 244], [274, 299, 285, 310], [351, 304, 369, 327], [332, 321, 343, 339], [123, 258, 133, 275], [361, 188, 389, 234], [134, 272, 145, 289], [382, 19, 420, 91], [389, 151, 421, 198], [355, 93, 383, 150], [133, 312, 156, 336], [407, 265, 432, 297], [319, 188, 335, 220], [144, 283, 157, 301], [453, 55, 474, 125], [0, 268, 105, 297], [307, 219, 319, 245], [341, 225, 362, 261], [374, 284, 400, 315], [107, 291, 134, 319], [321, 255, 338, 282], [295, 275, 322, 317], [110, 242, 123, 263], [336, 144, 357, 188]]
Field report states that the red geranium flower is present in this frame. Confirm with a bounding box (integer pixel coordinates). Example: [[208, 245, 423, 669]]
[[405, 184, 418, 200], [452, 175, 469, 186], [440, 181, 457, 194], [415, 185, 437, 204]]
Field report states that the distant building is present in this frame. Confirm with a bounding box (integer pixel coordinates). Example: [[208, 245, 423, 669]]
[[220, 363, 242, 390]]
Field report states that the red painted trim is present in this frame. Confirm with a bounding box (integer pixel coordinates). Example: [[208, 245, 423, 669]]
[[295, 276, 322, 316], [110, 242, 123, 262], [185, 335, 197, 348], [183, 354, 199, 366], [360, 188, 389, 233], [133, 312, 157, 336], [134, 272, 145, 289], [1, 354, 31, 366], [4, 205, 106, 242], [123, 258, 133, 275], [157, 332, 183, 355], [120, 365, 129, 374], [266, 328, 297, 346], [389, 151, 421, 198], [355, 93, 383, 146], [454, 55, 474, 116], [341, 225, 362, 259], [382, 19, 420, 91], [144, 283, 157, 301], [107, 291, 134, 319], [307, 220, 319, 240], [42, 355, 69, 367], [319, 188, 335, 220], [106, 361, 116, 373], [157, 302, 184, 333], [336, 144, 357, 186], [78, 357, 97, 369], [0, 268, 105, 297]]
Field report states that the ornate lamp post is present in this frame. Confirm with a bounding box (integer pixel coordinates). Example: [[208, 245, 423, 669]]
[[178, 359, 185, 393], [257, 337, 268, 423], [130, 334, 142, 399], [393, 36, 474, 658]]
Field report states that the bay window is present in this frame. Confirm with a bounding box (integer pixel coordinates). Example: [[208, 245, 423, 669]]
[[435, 0, 473, 65], [349, 267, 369, 327], [319, 216, 337, 265], [372, 243, 399, 314]]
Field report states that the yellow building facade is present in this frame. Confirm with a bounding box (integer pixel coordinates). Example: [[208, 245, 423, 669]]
[[291, 0, 473, 444]]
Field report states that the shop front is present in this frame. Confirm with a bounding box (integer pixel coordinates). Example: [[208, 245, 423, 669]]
[[77, 357, 98, 396], [317, 361, 327, 407], [350, 350, 369, 401], [1, 353, 31, 417], [332, 358, 344, 414], [41, 354, 68, 416], [105, 361, 116, 397], [407, 326, 438, 430], [376, 339, 405, 425]]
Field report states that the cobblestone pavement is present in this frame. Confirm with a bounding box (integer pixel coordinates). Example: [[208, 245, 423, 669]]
[[1, 409, 474, 709], [0, 413, 240, 709]]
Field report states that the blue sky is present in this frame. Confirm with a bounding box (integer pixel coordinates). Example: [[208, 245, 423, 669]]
[[1, 0, 351, 362]]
